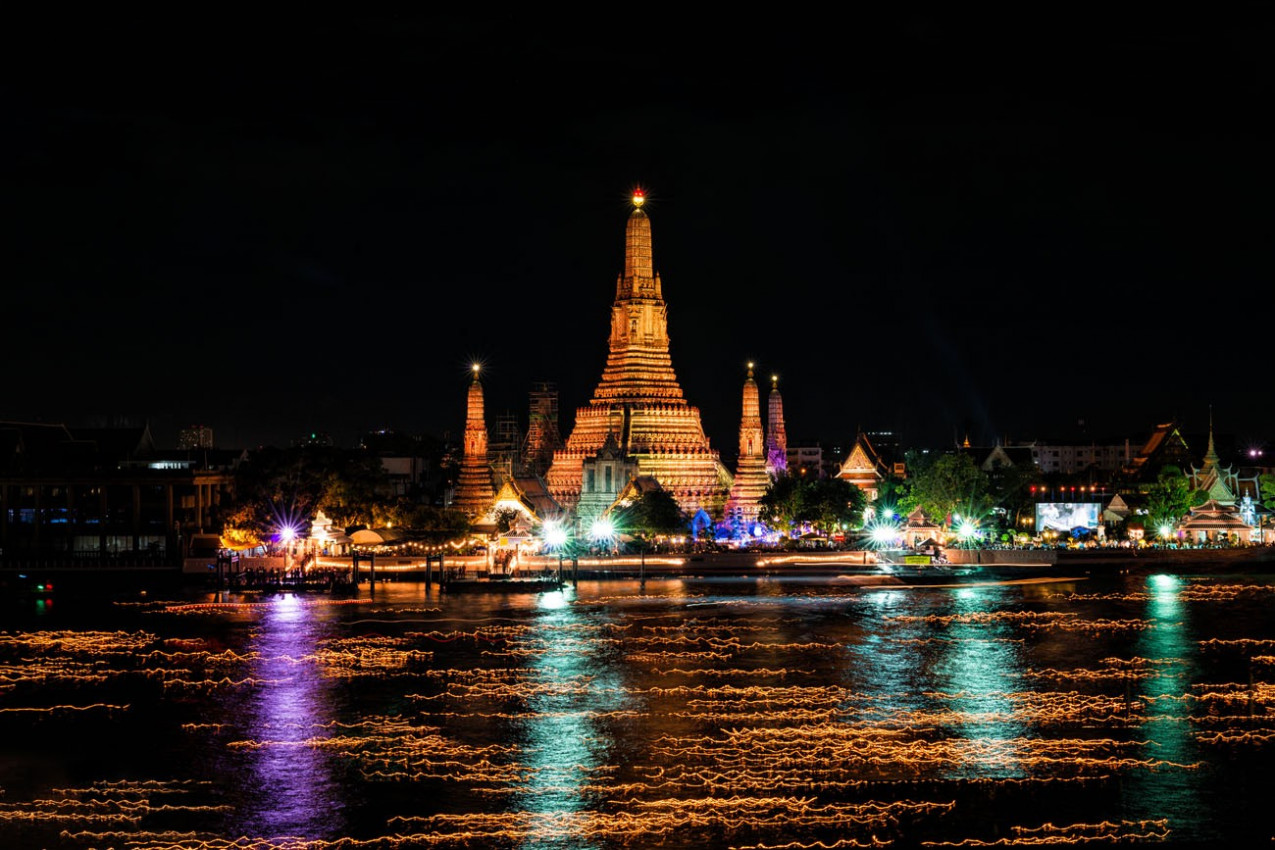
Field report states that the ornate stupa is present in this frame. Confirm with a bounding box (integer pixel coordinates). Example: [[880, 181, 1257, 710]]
[[452, 364, 496, 516], [724, 362, 770, 526], [546, 189, 732, 518], [765, 373, 788, 478]]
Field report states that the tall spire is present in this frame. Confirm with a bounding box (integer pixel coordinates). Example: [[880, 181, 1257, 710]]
[[617, 188, 661, 301], [725, 362, 770, 527], [547, 190, 731, 519], [765, 373, 788, 477], [1203, 405, 1219, 470], [453, 364, 495, 516]]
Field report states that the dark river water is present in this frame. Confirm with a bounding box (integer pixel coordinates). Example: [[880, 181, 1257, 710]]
[[2, 568, 1273, 849]]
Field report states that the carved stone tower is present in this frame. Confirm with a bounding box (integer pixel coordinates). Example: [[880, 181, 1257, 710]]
[[453, 364, 496, 516], [546, 190, 732, 518], [765, 374, 788, 478], [725, 362, 770, 526]]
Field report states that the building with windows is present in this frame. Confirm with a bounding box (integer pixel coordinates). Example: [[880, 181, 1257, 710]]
[[0, 420, 239, 565]]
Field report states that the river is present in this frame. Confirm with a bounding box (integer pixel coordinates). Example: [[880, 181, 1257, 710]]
[[1, 567, 1273, 848]]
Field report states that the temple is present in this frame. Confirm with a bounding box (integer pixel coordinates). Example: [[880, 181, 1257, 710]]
[[765, 374, 788, 478], [546, 190, 732, 521], [724, 363, 770, 528], [452, 364, 496, 516]]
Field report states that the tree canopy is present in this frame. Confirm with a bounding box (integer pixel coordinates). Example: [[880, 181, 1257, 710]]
[[759, 474, 866, 536], [900, 452, 993, 527], [1143, 465, 1198, 531], [220, 445, 397, 546], [611, 489, 688, 540]]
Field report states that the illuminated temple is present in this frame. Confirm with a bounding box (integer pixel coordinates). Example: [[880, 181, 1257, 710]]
[[452, 365, 496, 516], [765, 374, 788, 478], [724, 363, 769, 526], [546, 191, 732, 519]]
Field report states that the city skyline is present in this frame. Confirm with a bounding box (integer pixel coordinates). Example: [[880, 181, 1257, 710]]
[[6, 10, 1272, 454]]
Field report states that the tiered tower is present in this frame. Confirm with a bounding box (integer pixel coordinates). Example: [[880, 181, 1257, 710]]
[[724, 363, 770, 526], [765, 374, 788, 477], [453, 364, 496, 516], [521, 381, 562, 477], [546, 190, 732, 518]]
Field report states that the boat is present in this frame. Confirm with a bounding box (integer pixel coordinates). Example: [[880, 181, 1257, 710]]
[[443, 575, 566, 593]]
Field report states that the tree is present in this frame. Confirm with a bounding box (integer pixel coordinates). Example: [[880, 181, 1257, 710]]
[[759, 473, 805, 532], [384, 502, 472, 543], [612, 489, 687, 540], [1144, 466, 1196, 531], [986, 462, 1043, 535], [904, 453, 992, 528], [1260, 473, 1275, 512], [759, 473, 866, 536], [221, 445, 395, 544]]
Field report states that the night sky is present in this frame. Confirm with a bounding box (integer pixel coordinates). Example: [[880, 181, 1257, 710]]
[[6, 10, 1272, 458]]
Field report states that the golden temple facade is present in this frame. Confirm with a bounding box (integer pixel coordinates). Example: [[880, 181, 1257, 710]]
[[724, 363, 769, 525], [765, 374, 788, 478], [452, 365, 496, 516], [546, 191, 732, 518]]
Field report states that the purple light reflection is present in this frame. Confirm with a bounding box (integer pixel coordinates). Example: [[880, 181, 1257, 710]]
[[243, 593, 345, 839]]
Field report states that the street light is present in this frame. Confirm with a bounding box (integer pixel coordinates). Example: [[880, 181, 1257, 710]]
[[543, 520, 569, 581], [590, 517, 615, 553]]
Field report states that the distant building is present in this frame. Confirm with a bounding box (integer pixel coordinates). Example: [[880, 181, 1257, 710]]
[[0, 420, 238, 564], [177, 425, 214, 449], [786, 441, 824, 479], [522, 381, 562, 478], [1013, 439, 1133, 475]]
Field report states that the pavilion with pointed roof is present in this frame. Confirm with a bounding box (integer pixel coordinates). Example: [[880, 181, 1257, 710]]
[[1177, 498, 1256, 544], [1184, 413, 1262, 507], [900, 506, 945, 548], [836, 432, 891, 502]]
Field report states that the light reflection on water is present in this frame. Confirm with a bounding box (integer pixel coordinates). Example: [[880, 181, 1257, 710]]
[[242, 592, 346, 839], [939, 587, 1028, 779], [1126, 574, 1200, 840], [510, 587, 615, 850], [2, 572, 1274, 848]]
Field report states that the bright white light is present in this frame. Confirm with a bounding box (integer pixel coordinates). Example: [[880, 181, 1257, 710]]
[[957, 520, 978, 540], [544, 522, 567, 548], [1158, 524, 1174, 539], [538, 590, 569, 610], [280, 527, 296, 542], [590, 518, 615, 541], [870, 524, 898, 544]]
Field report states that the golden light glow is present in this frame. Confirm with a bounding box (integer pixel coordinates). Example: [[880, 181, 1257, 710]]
[[632, 189, 645, 207]]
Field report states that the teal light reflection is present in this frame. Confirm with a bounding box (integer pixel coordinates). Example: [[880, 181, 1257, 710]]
[[1128, 573, 1203, 840], [937, 586, 1027, 779], [512, 591, 621, 848]]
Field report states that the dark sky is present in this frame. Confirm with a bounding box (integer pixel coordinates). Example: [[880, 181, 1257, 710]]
[[5, 10, 1272, 458]]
